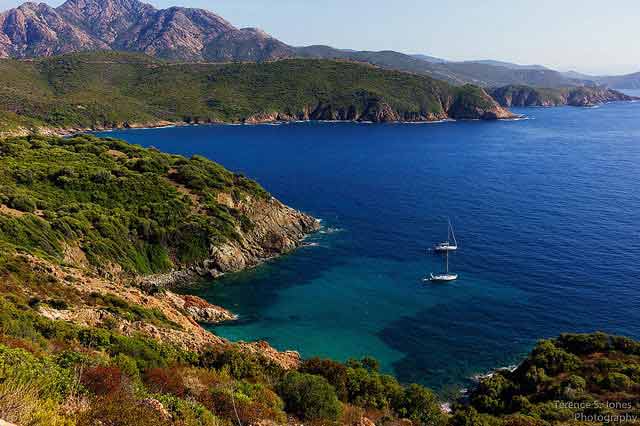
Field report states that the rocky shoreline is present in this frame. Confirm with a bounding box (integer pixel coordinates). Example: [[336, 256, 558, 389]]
[[140, 195, 320, 292], [0, 91, 518, 139]]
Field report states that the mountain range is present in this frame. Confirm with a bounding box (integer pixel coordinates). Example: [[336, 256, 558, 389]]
[[0, 0, 292, 62], [1, 0, 639, 90]]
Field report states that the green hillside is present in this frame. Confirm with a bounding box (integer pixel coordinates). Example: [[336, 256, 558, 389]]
[[0, 134, 445, 426], [0, 134, 279, 275], [0, 51, 509, 134], [454, 333, 640, 425]]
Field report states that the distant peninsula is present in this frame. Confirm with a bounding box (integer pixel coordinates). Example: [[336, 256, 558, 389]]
[[0, 52, 514, 136], [489, 85, 637, 108]]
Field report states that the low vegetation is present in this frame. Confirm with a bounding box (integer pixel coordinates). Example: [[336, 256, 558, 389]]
[[0, 51, 505, 133], [0, 288, 448, 425], [3, 294, 639, 426], [451, 333, 640, 425], [0, 133, 268, 275]]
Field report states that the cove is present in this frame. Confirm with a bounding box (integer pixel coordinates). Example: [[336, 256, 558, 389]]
[[98, 99, 640, 389]]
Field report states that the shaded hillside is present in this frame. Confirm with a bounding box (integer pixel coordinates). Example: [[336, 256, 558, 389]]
[[0, 51, 513, 135], [296, 46, 583, 88], [595, 72, 640, 90], [489, 85, 637, 107]]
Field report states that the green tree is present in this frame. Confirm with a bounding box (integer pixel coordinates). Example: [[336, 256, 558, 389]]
[[277, 371, 341, 421]]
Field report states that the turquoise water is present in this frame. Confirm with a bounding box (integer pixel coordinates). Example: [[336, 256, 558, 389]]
[[98, 99, 640, 389]]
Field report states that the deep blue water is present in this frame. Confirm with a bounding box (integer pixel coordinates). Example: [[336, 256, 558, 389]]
[[98, 99, 640, 389]]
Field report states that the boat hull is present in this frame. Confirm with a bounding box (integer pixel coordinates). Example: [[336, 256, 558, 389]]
[[428, 273, 458, 282], [433, 245, 457, 252]]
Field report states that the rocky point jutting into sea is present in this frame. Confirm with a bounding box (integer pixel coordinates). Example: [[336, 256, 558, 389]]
[[0, 133, 319, 369], [489, 84, 638, 107]]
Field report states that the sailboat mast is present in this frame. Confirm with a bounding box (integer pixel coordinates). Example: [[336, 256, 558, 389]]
[[445, 250, 449, 273], [449, 219, 457, 246]]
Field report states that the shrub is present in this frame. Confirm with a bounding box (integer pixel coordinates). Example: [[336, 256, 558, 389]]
[[46, 299, 69, 310], [301, 357, 349, 401], [557, 333, 611, 355], [277, 371, 341, 421], [345, 365, 389, 408], [200, 347, 283, 383], [0, 344, 75, 425], [529, 340, 581, 375], [76, 390, 171, 426], [563, 375, 586, 394], [209, 386, 285, 425], [9, 195, 37, 213], [471, 373, 515, 415], [144, 367, 188, 397], [395, 384, 445, 426], [155, 394, 224, 426], [81, 365, 124, 395], [0, 377, 73, 426], [601, 372, 634, 392]]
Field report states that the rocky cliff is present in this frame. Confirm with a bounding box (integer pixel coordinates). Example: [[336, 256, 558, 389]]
[[489, 85, 637, 107], [142, 193, 320, 290], [242, 93, 513, 124]]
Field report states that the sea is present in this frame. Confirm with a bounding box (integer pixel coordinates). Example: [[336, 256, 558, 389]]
[[97, 93, 640, 390]]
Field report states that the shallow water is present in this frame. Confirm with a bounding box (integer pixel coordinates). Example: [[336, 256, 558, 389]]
[[98, 100, 640, 389]]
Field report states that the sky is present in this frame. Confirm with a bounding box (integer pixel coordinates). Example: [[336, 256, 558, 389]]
[[2, 0, 638, 75]]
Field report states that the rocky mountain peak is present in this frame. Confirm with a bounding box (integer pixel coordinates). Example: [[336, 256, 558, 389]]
[[0, 0, 294, 61], [58, 0, 151, 14]]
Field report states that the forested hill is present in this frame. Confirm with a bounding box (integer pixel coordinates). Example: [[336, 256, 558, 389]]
[[0, 51, 513, 135]]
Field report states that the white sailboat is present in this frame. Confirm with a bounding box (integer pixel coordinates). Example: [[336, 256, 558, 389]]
[[433, 220, 457, 252], [429, 249, 458, 282], [427, 220, 459, 282]]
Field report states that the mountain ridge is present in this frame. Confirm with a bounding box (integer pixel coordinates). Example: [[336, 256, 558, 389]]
[[0, 0, 294, 62], [2, 0, 638, 89]]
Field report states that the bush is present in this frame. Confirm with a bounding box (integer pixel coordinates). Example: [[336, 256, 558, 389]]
[[557, 333, 611, 355], [301, 357, 349, 401], [9, 195, 37, 213], [563, 375, 586, 394], [529, 340, 581, 375], [209, 386, 286, 425], [144, 367, 188, 397], [76, 390, 171, 426], [0, 377, 73, 426], [200, 347, 283, 383], [395, 384, 445, 426], [46, 299, 69, 310], [471, 373, 515, 415], [601, 372, 634, 392], [277, 371, 341, 421], [81, 365, 124, 395]]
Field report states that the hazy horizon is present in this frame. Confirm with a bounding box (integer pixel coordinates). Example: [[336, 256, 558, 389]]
[[2, 0, 638, 76]]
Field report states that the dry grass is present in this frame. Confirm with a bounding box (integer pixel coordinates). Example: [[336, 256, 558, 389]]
[[0, 378, 74, 426]]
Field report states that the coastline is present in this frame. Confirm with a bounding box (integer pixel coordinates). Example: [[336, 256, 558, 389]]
[[0, 132, 322, 369], [3, 108, 518, 140], [10, 95, 640, 140]]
